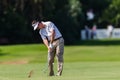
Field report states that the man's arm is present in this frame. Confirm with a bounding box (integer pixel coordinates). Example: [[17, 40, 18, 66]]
[[50, 29, 55, 44], [42, 29, 55, 52], [43, 38, 49, 49]]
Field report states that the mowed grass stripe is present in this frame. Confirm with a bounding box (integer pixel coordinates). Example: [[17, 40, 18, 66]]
[[65, 45, 120, 62], [1, 44, 120, 62], [0, 44, 120, 80], [0, 62, 120, 80]]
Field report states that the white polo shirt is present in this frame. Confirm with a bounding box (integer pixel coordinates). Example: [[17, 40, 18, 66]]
[[39, 21, 62, 41]]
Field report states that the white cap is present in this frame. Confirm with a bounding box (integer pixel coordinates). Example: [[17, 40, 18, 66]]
[[32, 22, 39, 30]]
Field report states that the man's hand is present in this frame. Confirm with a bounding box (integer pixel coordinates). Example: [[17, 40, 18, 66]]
[[48, 43, 53, 53], [49, 43, 53, 48], [48, 47, 51, 53]]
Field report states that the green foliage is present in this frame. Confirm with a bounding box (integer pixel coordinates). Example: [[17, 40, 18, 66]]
[[0, 10, 32, 43], [0, 0, 114, 44], [69, 0, 82, 18], [53, 0, 84, 44], [101, 0, 120, 27], [80, 0, 111, 28]]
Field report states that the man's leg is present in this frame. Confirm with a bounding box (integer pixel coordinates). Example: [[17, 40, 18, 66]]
[[56, 38, 64, 76], [48, 49, 55, 76]]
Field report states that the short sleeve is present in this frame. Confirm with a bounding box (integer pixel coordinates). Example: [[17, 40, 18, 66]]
[[39, 31, 46, 40], [48, 22, 55, 31]]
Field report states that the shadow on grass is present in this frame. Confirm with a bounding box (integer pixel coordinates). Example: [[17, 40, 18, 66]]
[[73, 39, 120, 46], [0, 49, 8, 56]]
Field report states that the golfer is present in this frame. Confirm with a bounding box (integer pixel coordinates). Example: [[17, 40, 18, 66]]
[[32, 19, 64, 76]]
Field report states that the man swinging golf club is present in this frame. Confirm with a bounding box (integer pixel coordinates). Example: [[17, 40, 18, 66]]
[[32, 19, 64, 76]]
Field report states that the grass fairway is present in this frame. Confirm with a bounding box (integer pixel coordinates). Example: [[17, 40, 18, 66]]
[[0, 44, 120, 80], [0, 62, 120, 80]]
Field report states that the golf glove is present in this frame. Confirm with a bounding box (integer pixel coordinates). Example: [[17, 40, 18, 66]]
[[49, 43, 53, 48]]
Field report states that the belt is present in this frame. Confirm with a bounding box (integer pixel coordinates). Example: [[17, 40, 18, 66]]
[[54, 37, 62, 41]]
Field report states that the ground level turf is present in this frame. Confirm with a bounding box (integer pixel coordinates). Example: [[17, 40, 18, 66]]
[[0, 62, 120, 80], [1, 43, 120, 80]]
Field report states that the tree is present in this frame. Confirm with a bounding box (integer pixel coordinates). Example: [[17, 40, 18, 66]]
[[51, 0, 84, 44], [0, 0, 113, 44], [0, 0, 44, 44], [101, 0, 120, 27], [80, 0, 111, 28]]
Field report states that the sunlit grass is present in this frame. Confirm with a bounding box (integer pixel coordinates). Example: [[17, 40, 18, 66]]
[[0, 43, 120, 80]]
